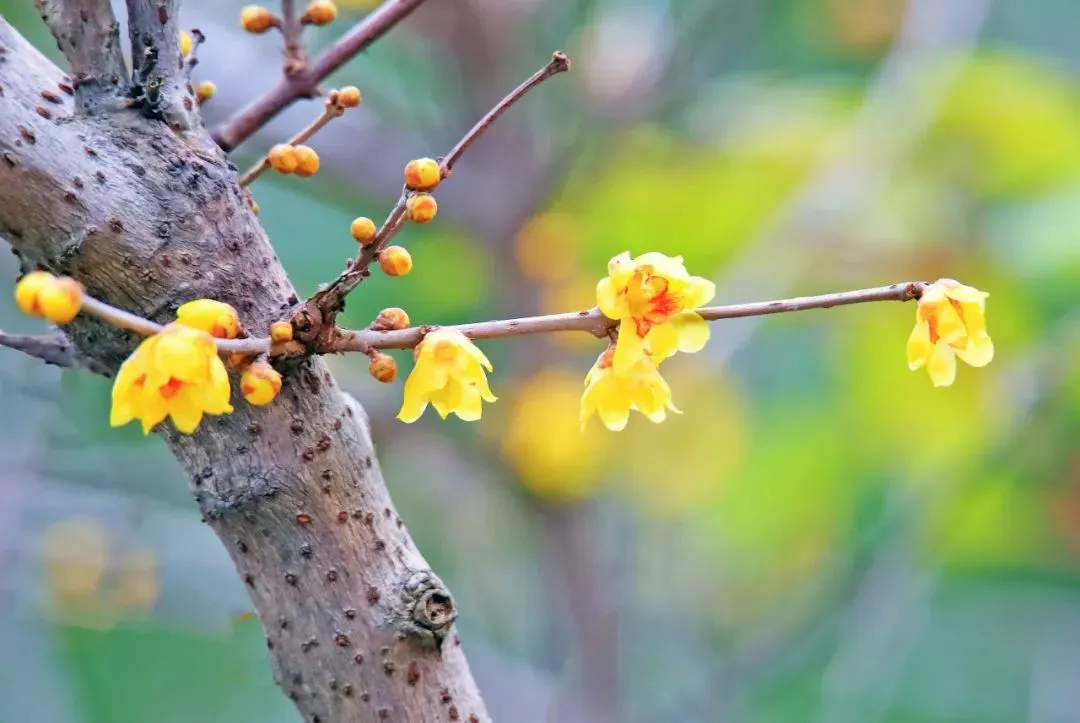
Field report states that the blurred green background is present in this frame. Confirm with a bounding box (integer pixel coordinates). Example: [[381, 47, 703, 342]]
[[3, 0, 1080, 720]]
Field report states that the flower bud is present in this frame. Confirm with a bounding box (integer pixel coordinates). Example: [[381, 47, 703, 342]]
[[241, 361, 282, 406], [337, 86, 361, 108], [378, 246, 412, 277], [350, 216, 377, 245], [196, 81, 217, 104], [180, 31, 193, 57], [302, 0, 337, 25], [37, 277, 83, 324], [269, 144, 299, 174], [405, 193, 437, 224], [240, 5, 275, 33], [368, 352, 397, 383], [293, 145, 320, 177], [372, 307, 410, 331], [403, 157, 441, 191], [15, 271, 83, 324], [176, 299, 241, 339], [270, 321, 294, 343]]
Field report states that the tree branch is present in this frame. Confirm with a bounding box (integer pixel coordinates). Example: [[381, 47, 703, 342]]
[[33, 0, 128, 114], [299, 52, 570, 334], [0, 328, 109, 373], [125, 0, 201, 131], [279, 0, 307, 76], [328, 281, 928, 352], [0, 18, 490, 721], [212, 0, 429, 152]]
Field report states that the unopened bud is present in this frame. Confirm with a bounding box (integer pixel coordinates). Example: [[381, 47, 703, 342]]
[[337, 86, 361, 108], [196, 81, 217, 104], [378, 246, 412, 277], [269, 144, 299, 174], [241, 361, 282, 406], [405, 193, 437, 224], [293, 145, 320, 177], [270, 321, 294, 343], [372, 307, 410, 331], [301, 0, 337, 25], [404, 157, 441, 191], [350, 216, 377, 245], [240, 5, 275, 33], [368, 352, 397, 383]]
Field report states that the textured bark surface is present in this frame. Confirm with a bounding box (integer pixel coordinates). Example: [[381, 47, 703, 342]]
[[0, 16, 489, 723]]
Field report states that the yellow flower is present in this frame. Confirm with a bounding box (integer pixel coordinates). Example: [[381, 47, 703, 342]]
[[596, 252, 715, 372], [110, 324, 233, 435], [580, 348, 680, 431], [180, 30, 193, 57], [176, 299, 241, 339], [907, 279, 994, 387], [15, 271, 83, 324], [398, 329, 496, 422]]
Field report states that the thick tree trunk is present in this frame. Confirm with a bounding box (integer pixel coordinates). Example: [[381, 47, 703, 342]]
[[0, 16, 489, 723]]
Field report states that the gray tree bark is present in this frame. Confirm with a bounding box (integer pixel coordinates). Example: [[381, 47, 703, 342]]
[[0, 6, 489, 721]]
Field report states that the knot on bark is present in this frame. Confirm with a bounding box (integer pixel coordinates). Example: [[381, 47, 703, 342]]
[[392, 568, 457, 650]]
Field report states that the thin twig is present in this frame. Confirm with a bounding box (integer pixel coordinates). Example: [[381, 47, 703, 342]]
[[79, 296, 275, 356], [280, 0, 307, 75], [441, 51, 570, 176], [325, 281, 928, 353], [303, 52, 571, 322], [212, 0, 429, 152], [238, 102, 343, 186]]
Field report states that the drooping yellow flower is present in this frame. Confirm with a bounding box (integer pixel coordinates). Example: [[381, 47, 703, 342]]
[[110, 324, 233, 435], [240, 360, 282, 405], [580, 348, 680, 431], [176, 299, 240, 339], [398, 329, 496, 423], [907, 279, 994, 387], [597, 252, 715, 372]]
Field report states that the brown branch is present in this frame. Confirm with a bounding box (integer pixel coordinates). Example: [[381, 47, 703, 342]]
[[0, 20, 490, 720], [212, 0, 429, 152], [280, 0, 307, 75], [125, 0, 202, 131], [300, 52, 571, 330], [34, 0, 128, 114], [238, 101, 343, 186], [326, 281, 928, 352], [441, 51, 570, 176], [0, 329, 109, 373]]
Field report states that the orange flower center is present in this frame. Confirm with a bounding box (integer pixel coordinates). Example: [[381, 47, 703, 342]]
[[159, 377, 184, 399], [624, 267, 680, 337]]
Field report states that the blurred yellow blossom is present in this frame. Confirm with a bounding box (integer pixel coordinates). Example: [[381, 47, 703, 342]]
[[580, 348, 678, 431], [110, 323, 233, 434], [515, 211, 583, 284], [398, 329, 496, 423], [907, 279, 993, 387], [500, 368, 609, 502], [176, 298, 241, 339], [597, 252, 715, 372], [15, 271, 83, 324]]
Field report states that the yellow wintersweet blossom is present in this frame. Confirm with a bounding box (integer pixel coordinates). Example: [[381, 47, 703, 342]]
[[907, 279, 994, 387], [111, 323, 233, 434], [176, 299, 241, 339], [580, 348, 680, 431], [398, 329, 496, 423], [597, 252, 716, 372]]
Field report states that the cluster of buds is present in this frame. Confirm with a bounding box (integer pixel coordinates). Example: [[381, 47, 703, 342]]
[[403, 158, 440, 224], [269, 144, 320, 177], [364, 308, 410, 383], [240, 0, 337, 34]]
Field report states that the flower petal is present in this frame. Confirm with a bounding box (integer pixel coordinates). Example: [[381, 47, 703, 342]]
[[613, 318, 648, 374], [906, 320, 933, 370], [927, 340, 957, 387], [954, 335, 994, 368], [596, 277, 625, 319]]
